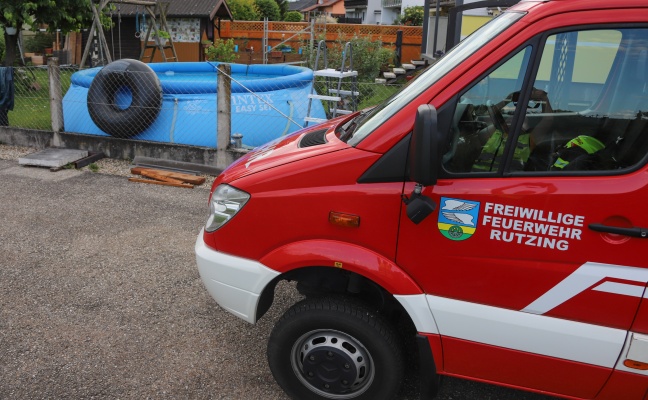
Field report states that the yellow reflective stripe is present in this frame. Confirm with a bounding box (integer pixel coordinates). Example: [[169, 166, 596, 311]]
[[553, 157, 569, 169]]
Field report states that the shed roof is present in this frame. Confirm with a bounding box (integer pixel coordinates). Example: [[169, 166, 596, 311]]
[[288, 0, 318, 11], [113, 0, 226, 18]]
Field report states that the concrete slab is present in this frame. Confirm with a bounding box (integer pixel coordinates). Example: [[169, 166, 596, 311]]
[[18, 148, 89, 168]]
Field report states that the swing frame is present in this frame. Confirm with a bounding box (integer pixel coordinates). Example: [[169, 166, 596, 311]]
[[80, 0, 175, 68]]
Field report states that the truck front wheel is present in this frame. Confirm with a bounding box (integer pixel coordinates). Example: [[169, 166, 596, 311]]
[[267, 296, 404, 399]]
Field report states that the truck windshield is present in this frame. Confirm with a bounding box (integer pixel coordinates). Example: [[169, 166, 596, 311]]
[[346, 11, 526, 146]]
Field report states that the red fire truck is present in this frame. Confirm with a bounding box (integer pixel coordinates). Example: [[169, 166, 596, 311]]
[[196, 1, 648, 398]]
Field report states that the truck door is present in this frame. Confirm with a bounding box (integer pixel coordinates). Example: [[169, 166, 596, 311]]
[[397, 27, 648, 398]]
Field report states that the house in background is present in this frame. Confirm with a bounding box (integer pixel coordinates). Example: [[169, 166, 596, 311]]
[[357, 0, 456, 25], [302, 0, 347, 21], [288, 0, 318, 19], [290, 0, 358, 23], [351, 0, 511, 37]]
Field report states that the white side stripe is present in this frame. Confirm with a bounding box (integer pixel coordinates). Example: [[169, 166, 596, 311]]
[[593, 281, 645, 298], [427, 294, 626, 368], [522, 262, 648, 315]]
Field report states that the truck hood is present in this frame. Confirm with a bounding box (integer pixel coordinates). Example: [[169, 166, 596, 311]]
[[220, 122, 350, 182]]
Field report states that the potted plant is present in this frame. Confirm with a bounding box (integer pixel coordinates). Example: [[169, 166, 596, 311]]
[[5, 26, 17, 35], [153, 30, 171, 46]]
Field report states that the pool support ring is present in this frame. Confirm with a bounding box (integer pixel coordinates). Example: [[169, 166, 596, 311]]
[[87, 59, 162, 138]]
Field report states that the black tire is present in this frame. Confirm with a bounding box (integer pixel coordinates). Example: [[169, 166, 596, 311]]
[[87, 59, 162, 138], [267, 296, 404, 400]]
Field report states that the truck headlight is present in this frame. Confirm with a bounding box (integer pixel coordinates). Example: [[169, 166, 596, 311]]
[[205, 184, 250, 232]]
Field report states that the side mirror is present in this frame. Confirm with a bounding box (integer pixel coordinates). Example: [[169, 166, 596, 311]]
[[403, 104, 439, 224], [409, 104, 438, 186]]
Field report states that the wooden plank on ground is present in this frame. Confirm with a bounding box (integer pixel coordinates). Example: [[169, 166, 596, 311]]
[[130, 167, 205, 185], [139, 169, 186, 184], [128, 177, 194, 189]]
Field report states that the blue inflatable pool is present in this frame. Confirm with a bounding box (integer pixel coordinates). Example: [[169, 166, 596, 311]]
[[63, 61, 326, 148]]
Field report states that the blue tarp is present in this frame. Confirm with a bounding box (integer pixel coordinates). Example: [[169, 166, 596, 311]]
[[0, 67, 14, 126]]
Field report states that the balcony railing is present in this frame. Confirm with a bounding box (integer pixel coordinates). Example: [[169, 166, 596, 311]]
[[344, 0, 368, 8], [381, 0, 401, 7]]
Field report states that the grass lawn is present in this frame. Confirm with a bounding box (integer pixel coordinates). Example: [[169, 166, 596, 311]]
[[358, 83, 402, 110], [9, 67, 73, 131]]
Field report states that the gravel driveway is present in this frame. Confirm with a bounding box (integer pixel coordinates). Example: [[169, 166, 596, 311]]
[[0, 147, 555, 400]]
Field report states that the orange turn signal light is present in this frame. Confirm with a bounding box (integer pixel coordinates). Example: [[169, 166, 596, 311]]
[[329, 211, 360, 228], [623, 359, 648, 370]]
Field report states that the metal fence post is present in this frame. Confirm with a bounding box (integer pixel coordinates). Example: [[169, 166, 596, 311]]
[[48, 57, 64, 134], [216, 63, 232, 170]]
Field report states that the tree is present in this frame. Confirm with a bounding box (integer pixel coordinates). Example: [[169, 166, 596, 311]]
[[0, 0, 96, 66], [255, 0, 281, 21], [227, 0, 260, 21], [273, 0, 288, 20]]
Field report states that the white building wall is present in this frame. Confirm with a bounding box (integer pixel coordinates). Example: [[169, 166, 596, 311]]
[[362, 0, 382, 25], [366, 0, 382, 24], [380, 8, 400, 25]]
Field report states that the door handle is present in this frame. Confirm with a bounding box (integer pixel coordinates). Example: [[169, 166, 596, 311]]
[[589, 223, 648, 238]]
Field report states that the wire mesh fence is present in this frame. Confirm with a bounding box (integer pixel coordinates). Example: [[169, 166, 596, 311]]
[[7, 64, 407, 150], [9, 66, 69, 131]]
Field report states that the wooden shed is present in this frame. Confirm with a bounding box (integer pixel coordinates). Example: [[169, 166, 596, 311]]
[[78, 0, 232, 65]]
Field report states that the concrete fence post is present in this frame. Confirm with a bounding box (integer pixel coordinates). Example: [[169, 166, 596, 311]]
[[216, 63, 232, 170], [48, 57, 64, 134]]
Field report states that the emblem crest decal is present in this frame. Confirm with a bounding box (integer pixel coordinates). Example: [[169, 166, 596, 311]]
[[438, 197, 480, 241]]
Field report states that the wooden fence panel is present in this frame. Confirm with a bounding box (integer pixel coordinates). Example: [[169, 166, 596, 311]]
[[216, 21, 423, 65]]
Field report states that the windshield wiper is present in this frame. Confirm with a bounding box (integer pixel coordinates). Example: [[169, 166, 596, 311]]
[[339, 110, 370, 142]]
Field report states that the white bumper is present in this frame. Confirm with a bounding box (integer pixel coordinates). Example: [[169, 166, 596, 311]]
[[195, 229, 280, 324]]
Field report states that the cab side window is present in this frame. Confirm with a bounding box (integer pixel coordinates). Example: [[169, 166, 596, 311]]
[[443, 28, 648, 175], [443, 47, 532, 173], [525, 28, 648, 172]]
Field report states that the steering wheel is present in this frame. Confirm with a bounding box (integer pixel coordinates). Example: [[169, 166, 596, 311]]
[[486, 100, 509, 136]]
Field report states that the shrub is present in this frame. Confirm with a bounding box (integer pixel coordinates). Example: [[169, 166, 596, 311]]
[[314, 14, 338, 24], [228, 0, 260, 21], [24, 32, 55, 54], [302, 35, 393, 111], [395, 6, 424, 26], [306, 35, 393, 82], [205, 39, 239, 62], [284, 11, 302, 22], [255, 0, 281, 21], [274, 0, 289, 19]]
